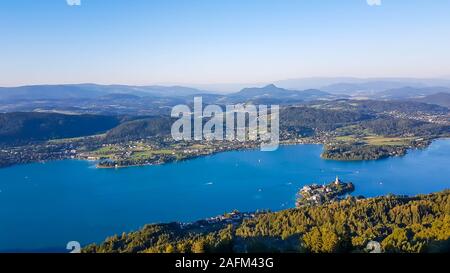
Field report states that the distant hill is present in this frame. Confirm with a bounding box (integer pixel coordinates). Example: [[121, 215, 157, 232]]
[[3, 79, 450, 102], [0, 85, 106, 101], [0, 83, 335, 114], [189, 77, 450, 93], [0, 112, 121, 145], [137, 86, 209, 97], [225, 84, 335, 103], [0, 84, 210, 102], [234, 84, 292, 98], [414, 92, 450, 108], [375, 87, 450, 99], [277, 77, 450, 95], [3, 83, 450, 115], [98, 93, 143, 100], [348, 100, 449, 114], [322, 81, 428, 95]]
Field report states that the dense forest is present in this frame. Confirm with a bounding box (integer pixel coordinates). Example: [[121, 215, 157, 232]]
[[280, 106, 373, 133], [101, 106, 375, 143], [321, 143, 408, 161], [0, 112, 121, 145], [313, 100, 449, 114], [2, 99, 448, 147], [353, 100, 449, 114], [358, 117, 450, 137], [104, 116, 173, 142], [84, 190, 450, 253]]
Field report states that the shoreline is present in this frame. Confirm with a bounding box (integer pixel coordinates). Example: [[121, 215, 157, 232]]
[[2, 137, 448, 170], [92, 140, 325, 169]]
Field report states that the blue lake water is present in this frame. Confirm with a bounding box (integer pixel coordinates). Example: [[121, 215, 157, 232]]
[[1, 140, 450, 252]]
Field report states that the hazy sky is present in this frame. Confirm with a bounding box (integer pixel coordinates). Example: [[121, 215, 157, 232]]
[[1, 0, 450, 86]]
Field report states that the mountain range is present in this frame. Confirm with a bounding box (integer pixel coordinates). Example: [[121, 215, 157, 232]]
[[0, 84, 211, 101], [218, 84, 338, 104], [375, 87, 450, 99], [1, 81, 450, 115], [0, 83, 339, 106], [274, 77, 450, 94]]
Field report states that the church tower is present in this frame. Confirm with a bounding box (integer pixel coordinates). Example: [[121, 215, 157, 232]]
[[335, 176, 341, 185]]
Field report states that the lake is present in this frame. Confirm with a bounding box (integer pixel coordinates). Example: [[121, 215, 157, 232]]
[[1, 139, 450, 252]]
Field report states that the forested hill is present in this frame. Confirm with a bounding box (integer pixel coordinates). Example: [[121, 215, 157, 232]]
[[310, 99, 449, 114], [280, 106, 373, 132], [415, 93, 450, 109], [105, 116, 174, 141], [103, 107, 374, 142], [1, 99, 448, 146], [0, 112, 121, 145], [84, 190, 450, 253]]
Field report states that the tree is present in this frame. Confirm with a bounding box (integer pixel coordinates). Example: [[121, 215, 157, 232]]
[[164, 244, 175, 253], [191, 241, 206, 253], [302, 227, 322, 253], [382, 228, 412, 252], [320, 227, 340, 252]]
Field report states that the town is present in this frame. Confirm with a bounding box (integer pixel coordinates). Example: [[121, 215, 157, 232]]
[[296, 177, 355, 206]]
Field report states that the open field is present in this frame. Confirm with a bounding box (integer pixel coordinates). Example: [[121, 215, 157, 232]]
[[362, 136, 414, 146], [47, 134, 105, 144]]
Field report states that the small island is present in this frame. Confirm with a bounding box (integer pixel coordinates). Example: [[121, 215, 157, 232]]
[[296, 177, 355, 207]]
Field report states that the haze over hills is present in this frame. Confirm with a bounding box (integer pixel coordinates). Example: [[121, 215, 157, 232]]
[[375, 87, 450, 100], [2, 77, 450, 99], [222, 84, 337, 104], [414, 93, 450, 108], [150, 77, 450, 100], [274, 77, 450, 94], [1, 79, 450, 115], [0, 83, 334, 102], [0, 84, 211, 101], [321, 81, 429, 95], [0, 83, 341, 114], [190, 77, 450, 93], [0, 85, 106, 101]]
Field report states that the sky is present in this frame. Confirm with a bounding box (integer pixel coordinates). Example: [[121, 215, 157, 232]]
[[1, 0, 450, 86]]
